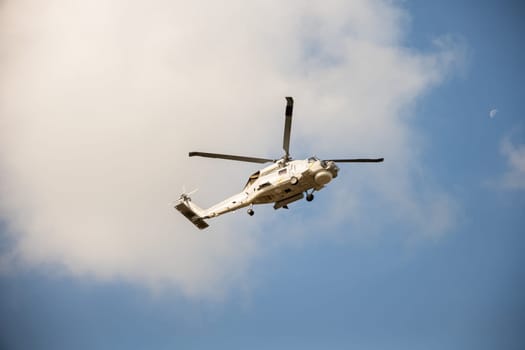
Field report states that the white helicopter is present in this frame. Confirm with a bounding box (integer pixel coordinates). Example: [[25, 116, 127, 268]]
[[175, 97, 383, 229]]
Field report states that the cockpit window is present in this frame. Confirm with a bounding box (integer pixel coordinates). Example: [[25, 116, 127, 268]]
[[308, 157, 318, 163]]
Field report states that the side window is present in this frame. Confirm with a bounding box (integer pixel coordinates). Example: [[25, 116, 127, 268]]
[[278, 168, 287, 175], [244, 171, 260, 189]]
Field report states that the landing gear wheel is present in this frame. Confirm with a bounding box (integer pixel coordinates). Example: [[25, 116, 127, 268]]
[[247, 208, 254, 216], [290, 176, 299, 185], [306, 193, 314, 202]]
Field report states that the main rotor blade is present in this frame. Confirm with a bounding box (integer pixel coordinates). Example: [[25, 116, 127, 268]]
[[282, 96, 294, 158], [189, 152, 274, 164], [328, 158, 384, 163]]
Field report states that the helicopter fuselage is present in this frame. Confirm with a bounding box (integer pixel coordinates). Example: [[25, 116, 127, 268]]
[[202, 157, 339, 218]]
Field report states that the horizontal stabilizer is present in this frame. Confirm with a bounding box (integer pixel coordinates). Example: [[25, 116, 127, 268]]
[[175, 201, 209, 229]]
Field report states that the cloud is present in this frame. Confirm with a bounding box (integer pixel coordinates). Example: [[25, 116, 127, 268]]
[[489, 108, 498, 118], [0, 0, 463, 298], [500, 137, 525, 189]]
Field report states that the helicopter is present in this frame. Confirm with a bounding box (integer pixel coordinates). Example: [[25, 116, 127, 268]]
[[175, 97, 383, 229]]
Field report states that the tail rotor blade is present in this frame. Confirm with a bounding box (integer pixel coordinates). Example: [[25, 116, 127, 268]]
[[186, 188, 198, 196]]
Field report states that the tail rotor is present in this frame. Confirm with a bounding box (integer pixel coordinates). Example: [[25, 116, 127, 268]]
[[179, 187, 198, 202]]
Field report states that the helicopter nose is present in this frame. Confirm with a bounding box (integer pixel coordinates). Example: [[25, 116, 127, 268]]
[[314, 170, 333, 185]]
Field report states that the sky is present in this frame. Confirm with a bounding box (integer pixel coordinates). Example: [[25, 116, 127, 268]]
[[0, 0, 524, 349]]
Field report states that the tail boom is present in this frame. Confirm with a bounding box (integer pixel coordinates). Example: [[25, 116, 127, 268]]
[[175, 192, 250, 229]]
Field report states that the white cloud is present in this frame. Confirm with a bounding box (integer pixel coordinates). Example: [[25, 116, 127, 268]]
[[489, 108, 498, 118], [0, 0, 462, 298], [500, 137, 525, 189]]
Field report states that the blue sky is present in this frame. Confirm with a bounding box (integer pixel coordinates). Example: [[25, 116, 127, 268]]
[[1, 1, 524, 349]]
